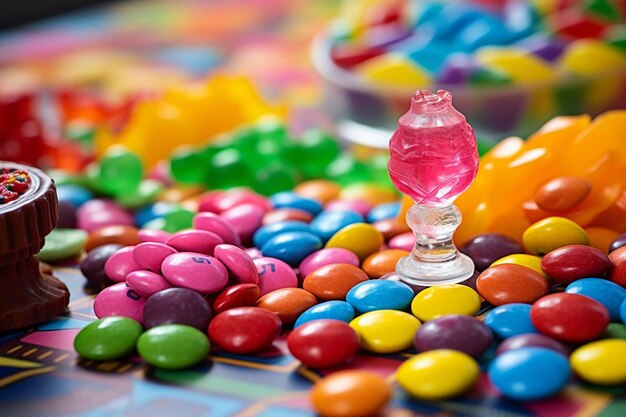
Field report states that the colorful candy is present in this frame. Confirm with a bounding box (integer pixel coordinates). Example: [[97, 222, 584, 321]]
[[303, 264, 369, 301], [294, 301, 355, 328], [143, 287, 211, 331], [485, 304, 537, 339], [350, 309, 421, 353], [346, 280, 414, 313], [541, 244, 610, 283], [411, 284, 481, 321], [570, 339, 626, 385], [137, 324, 210, 370], [208, 307, 281, 354], [74, 317, 142, 361], [476, 264, 549, 305], [413, 315, 492, 358], [256, 287, 317, 325], [160, 252, 228, 295], [287, 320, 359, 368]]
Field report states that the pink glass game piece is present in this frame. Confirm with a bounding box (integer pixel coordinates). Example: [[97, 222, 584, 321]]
[[388, 90, 479, 286]]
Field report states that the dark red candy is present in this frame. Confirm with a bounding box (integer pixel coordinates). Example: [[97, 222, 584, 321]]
[[212, 283, 260, 314], [609, 246, 626, 288], [547, 9, 608, 39], [496, 333, 569, 357], [208, 306, 281, 354], [143, 287, 212, 331], [287, 319, 359, 368], [609, 233, 626, 253], [541, 244, 610, 284], [460, 233, 524, 271], [331, 44, 387, 69], [530, 293, 610, 343]]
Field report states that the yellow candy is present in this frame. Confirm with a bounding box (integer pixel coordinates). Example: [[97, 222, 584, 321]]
[[396, 350, 480, 400], [491, 254, 549, 279], [326, 223, 384, 261], [570, 339, 626, 385], [339, 184, 398, 206], [349, 310, 421, 353], [411, 284, 481, 322], [476, 47, 557, 84], [355, 53, 432, 88], [523, 217, 590, 256]]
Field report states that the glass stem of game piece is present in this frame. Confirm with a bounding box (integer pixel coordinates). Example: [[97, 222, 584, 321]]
[[396, 203, 474, 286]]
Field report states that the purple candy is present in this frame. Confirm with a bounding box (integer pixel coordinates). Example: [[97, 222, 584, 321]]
[[437, 54, 477, 84], [610, 233, 626, 253], [460, 233, 524, 271], [143, 287, 212, 331], [496, 333, 570, 357], [80, 244, 123, 291], [516, 35, 567, 62], [414, 314, 493, 358]]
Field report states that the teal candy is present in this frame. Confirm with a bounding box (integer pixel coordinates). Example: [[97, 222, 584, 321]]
[[170, 147, 210, 184], [56, 184, 93, 208], [74, 317, 143, 361], [485, 304, 537, 339], [38, 228, 88, 262], [253, 221, 312, 248], [137, 324, 210, 370], [270, 192, 323, 215], [566, 278, 626, 322], [261, 231, 323, 266], [294, 301, 356, 328], [98, 147, 143, 196], [346, 280, 414, 313], [309, 210, 364, 242], [489, 347, 571, 400], [163, 207, 194, 232]]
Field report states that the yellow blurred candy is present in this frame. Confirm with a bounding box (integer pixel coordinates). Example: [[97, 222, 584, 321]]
[[326, 223, 384, 261], [396, 350, 480, 400], [560, 40, 626, 77], [571, 339, 626, 385], [411, 284, 481, 322], [476, 47, 557, 84], [350, 310, 421, 353], [491, 253, 548, 279], [339, 184, 398, 206], [355, 53, 431, 88], [523, 217, 590, 256]]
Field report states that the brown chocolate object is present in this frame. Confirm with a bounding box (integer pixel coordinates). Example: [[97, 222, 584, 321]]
[[0, 162, 69, 331]]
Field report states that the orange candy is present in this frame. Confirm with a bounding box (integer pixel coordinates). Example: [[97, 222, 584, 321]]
[[255, 288, 317, 325], [303, 264, 369, 301], [362, 249, 409, 278], [293, 180, 341, 204], [476, 264, 549, 306], [85, 225, 140, 251]]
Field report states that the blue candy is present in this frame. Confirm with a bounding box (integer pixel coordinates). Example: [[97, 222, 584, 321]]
[[310, 210, 363, 242], [621, 299, 626, 324], [484, 304, 537, 339], [346, 280, 414, 313], [261, 231, 322, 266], [294, 301, 355, 328], [566, 278, 626, 322], [56, 184, 93, 208], [270, 192, 323, 215], [489, 347, 571, 400], [367, 202, 400, 223], [253, 221, 311, 248], [134, 202, 177, 228]]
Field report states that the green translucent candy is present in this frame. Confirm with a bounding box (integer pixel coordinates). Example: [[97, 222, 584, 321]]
[[366, 153, 395, 190], [117, 179, 164, 208], [255, 116, 287, 142], [207, 148, 255, 189], [326, 153, 373, 185], [74, 317, 143, 361], [170, 146, 210, 184], [231, 126, 260, 156], [98, 146, 143, 196], [476, 138, 495, 157], [137, 324, 210, 370], [254, 163, 299, 195], [297, 129, 341, 179], [164, 206, 194, 232]]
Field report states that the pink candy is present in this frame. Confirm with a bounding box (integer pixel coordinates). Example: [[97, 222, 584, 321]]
[[166, 230, 223, 255], [126, 270, 172, 298], [94, 282, 145, 324], [325, 200, 373, 217], [253, 257, 298, 296], [299, 248, 361, 278], [220, 203, 265, 244], [198, 189, 271, 213], [161, 252, 228, 295], [214, 244, 259, 284], [388, 232, 415, 251], [104, 246, 141, 282], [133, 242, 177, 273], [193, 212, 241, 246], [138, 229, 172, 244], [77, 199, 134, 232]]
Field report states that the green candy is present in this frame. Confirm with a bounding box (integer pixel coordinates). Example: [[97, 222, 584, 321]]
[[74, 317, 143, 361], [137, 324, 210, 370], [98, 146, 144, 196], [255, 116, 287, 142], [207, 149, 255, 189], [163, 207, 194, 232], [297, 129, 341, 179], [170, 147, 210, 184], [254, 163, 299, 195], [38, 228, 88, 262], [117, 179, 164, 209], [603, 323, 626, 340], [325, 153, 373, 185], [469, 67, 512, 86]]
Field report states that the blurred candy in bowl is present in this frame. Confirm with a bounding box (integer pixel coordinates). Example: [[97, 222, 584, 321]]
[[311, 0, 626, 147]]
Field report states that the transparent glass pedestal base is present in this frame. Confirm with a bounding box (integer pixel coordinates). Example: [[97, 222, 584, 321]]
[[396, 252, 475, 287]]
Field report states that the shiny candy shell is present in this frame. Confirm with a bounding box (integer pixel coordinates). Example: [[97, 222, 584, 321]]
[[74, 317, 143, 361], [350, 309, 421, 353], [269, 192, 323, 215], [325, 223, 384, 261], [491, 253, 548, 279], [608, 246, 626, 287], [161, 252, 228, 295], [303, 264, 369, 301], [132, 242, 177, 273], [534, 176, 592, 212], [477, 264, 549, 306], [522, 217, 590, 256], [137, 324, 209, 370], [309, 210, 364, 242], [104, 246, 141, 283], [143, 287, 212, 331], [541, 245, 610, 284], [94, 282, 145, 325], [397, 350, 479, 400], [570, 339, 626, 385], [287, 320, 359, 368], [254, 257, 298, 296], [411, 284, 481, 321], [346, 280, 414, 313], [485, 304, 537, 339], [193, 212, 241, 246], [460, 233, 524, 271], [85, 225, 140, 252], [361, 249, 408, 278], [310, 370, 391, 417], [126, 270, 172, 298], [166, 229, 223, 255], [214, 244, 259, 284], [531, 293, 610, 343], [565, 278, 626, 321], [261, 231, 322, 266], [294, 301, 355, 328], [252, 221, 311, 248], [489, 347, 571, 400], [212, 283, 260, 314], [256, 288, 317, 324], [496, 334, 569, 357], [208, 306, 281, 354], [298, 248, 360, 278], [414, 315, 493, 358]]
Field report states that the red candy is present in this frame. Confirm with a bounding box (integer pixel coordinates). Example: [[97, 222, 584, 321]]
[[541, 244, 610, 284], [609, 246, 626, 288], [212, 283, 260, 314], [476, 264, 549, 306], [287, 320, 359, 369], [530, 293, 610, 343], [208, 306, 282, 354]]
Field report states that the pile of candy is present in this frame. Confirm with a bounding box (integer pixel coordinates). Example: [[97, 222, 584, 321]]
[[0, 167, 31, 204], [68, 174, 626, 415]]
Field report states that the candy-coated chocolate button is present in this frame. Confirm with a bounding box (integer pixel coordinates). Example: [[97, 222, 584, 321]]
[[411, 284, 481, 321], [253, 221, 311, 248], [220, 203, 265, 244], [294, 301, 355, 328], [212, 283, 260, 314], [143, 288, 211, 331], [460, 233, 524, 271], [303, 264, 369, 301], [489, 347, 570, 400], [94, 282, 145, 325], [104, 246, 141, 283], [254, 257, 298, 296], [477, 264, 549, 306], [414, 315, 492, 358], [126, 270, 172, 298], [397, 350, 479, 400], [541, 245, 610, 284], [523, 217, 590, 256], [132, 242, 177, 273], [74, 317, 142, 361], [262, 208, 313, 225], [484, 304, 537, 339], [256, 288, 317, 324], [367, 202, 400, 223], [496, 334, 569, 357], [310, 210, 364, 242], [350, 310, 421, 353], [208, 307, 281, 354], [326, 223, 384, 261], [570, 339, 626, 385], [261, 231, 322, 266], [565, 278, 626, 321], [491, 254, 548, 279], [193, 212, 241, 246], [346, 280, 414, 313], [310, 370, 391, 417], [531, 293, 610, 343], [293, 180, 340, 204], [166, 229, 223, 255], [137, 229, 171, 244], [86, 225, 140, 251], [339, 184, 398, 206], [361, 249, 409, 278], [287, 320, 359, 368], [80, 244, 122, 290], [586, 227, 620, 254], [609, 246, 626, 287], [299, 248, 360, 278], [534, 177, 592, 212], [214, 244, 259, 284], [137, 324, 209, 370], [270, 192, 323, 215], [161, 252, 228, 295]]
